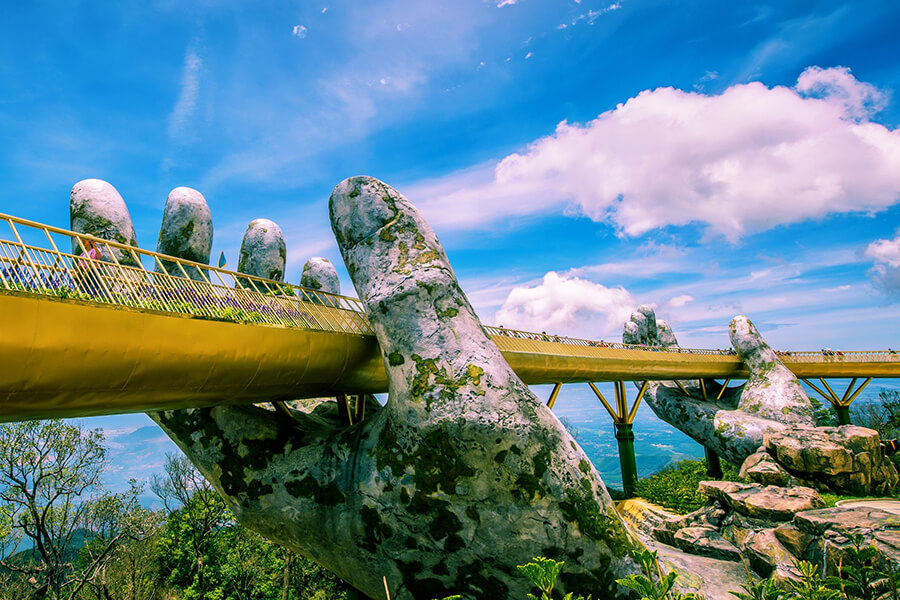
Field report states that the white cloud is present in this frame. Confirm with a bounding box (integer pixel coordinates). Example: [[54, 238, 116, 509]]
[[167, 47, 202, 142], [412, 66, 900, 240], [866, 231, 900, 294], [666, 294, 694, 307], [567, 2, 622, 26], [796, 66, 887, 121], [867, 233, 900, 268], [494, 271, 636, 338], [497, 0, 518, 7], [292, 24, 308, 38], [321, 7, 328, 13], [525, 51, 533, 59]]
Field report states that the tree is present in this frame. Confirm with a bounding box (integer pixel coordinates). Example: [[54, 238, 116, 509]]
[[0, 420, 143, 599], [152, 454, 229, 600]]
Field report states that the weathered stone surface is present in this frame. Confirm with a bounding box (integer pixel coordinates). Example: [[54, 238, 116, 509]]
[[155, 187, 213, 281], [300, 257, 340, 294], [705, 483, 824, 521], [763, 426, 898, 496], [740, 450, 792, 487], [146, 176, 644, 600], [773, 524, 814, 557], [617, 498, 679, 539], [623, 307, 814, 465], [69, 179, 139, 266], [238, 218, 286, 282], [673, 527, 741, 561], [655, 540, 750, 600], [699, 480, 755, 503], [745, 529, 795, 576], [795, 506, 900, 537]]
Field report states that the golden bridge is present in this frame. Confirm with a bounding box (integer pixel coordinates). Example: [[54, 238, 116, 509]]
[[1, 213, 897, 493]]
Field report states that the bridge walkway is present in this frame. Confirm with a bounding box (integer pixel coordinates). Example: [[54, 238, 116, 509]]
[[1, 213, 897, 494]]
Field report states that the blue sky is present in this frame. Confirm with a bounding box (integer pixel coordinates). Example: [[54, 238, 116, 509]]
[[3, 0, 900, 488]]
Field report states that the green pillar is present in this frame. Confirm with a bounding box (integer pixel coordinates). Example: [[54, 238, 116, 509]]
[[834, 403, 851, 426], [705, 447, 723, 479], [615, 423, 638, 497]]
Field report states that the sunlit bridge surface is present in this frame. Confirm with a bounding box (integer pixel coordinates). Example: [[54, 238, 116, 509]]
[[1, 212, 898, 422]]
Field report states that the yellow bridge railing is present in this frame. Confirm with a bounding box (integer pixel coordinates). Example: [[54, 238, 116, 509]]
[[0, 213, 373, 336]]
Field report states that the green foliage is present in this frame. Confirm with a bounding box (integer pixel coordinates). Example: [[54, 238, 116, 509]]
[[731, 559, 784, 600], [616, 549, 705, 600], [788, 560, 841, 600], [634, 459, 740, 514], [824, 533, 898, 600], [517, 556, 588, 600], [809, 396, 839, 428]]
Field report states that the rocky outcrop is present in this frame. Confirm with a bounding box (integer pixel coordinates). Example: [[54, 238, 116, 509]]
[[69, 179, 139, 266], [156, 187, 213, 281], [763, 426, 899, 496], [237, 218, 286, 283], [639, 477, 900, 582], [623, 307, 815, 465], [143, 176, 644, 599]]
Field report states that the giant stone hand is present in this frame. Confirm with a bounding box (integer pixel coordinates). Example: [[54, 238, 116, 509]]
[[139, 177, 643, 599], [623, 305, 815, 465]]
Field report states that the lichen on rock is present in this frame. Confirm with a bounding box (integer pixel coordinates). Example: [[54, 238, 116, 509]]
[[237, 218, 286, 283], [69, 178, 140, 266], [155, 187, 213, 281]]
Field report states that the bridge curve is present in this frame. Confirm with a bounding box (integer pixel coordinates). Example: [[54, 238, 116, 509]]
[[0, 212, 897, 422]]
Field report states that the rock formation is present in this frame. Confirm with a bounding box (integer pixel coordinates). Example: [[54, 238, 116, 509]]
[[156, 187, 213, 281], [69, 179, 139, 266], [623, 306, 815, 464], [300, 256, 340, 294], [140, 176, 647, 599], [624, 424, 899, 583], [237, 218, 286, 283]]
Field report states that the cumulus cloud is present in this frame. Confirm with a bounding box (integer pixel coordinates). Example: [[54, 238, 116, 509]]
[[167, 47, 202, 142], [413, 66, 900, 240], [666, 294, 694, 307], [494, 271, 636, 338], [867, 231, 900, 294], [292, 24, 308, 38]]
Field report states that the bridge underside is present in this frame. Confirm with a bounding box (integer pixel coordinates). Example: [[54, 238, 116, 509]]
[[2, 290, 897, 422]]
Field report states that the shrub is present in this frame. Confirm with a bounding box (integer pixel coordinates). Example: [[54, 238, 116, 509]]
[[634, 458, 740, 514]]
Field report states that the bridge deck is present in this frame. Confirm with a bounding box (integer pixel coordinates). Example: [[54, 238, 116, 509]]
[[0, 213, 897, 422]]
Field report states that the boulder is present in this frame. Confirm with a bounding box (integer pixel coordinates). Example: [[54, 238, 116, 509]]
[[702, 482, 824, 521], [745, 529, 795, 576], [156, 187, 213, 281], [673, 527, 741, 561], [764, 426, 899, 495], [740, 449, 792, 487]]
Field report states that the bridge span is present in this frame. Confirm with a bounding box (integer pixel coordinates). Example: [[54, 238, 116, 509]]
[[0, 212, 897, 424], [3, 212, 898, 495]]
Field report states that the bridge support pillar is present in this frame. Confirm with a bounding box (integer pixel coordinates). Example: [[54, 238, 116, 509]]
[[834, 404, 851, 426], [614, 423, 638, 497], [801, 377, 872, 427], [588, 380, 648, 498], [704, 447, 723, 479]]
